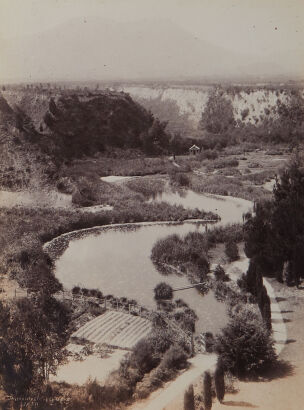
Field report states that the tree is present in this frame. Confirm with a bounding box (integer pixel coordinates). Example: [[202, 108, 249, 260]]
[[245, 154, 304, 285], [154, 282, 173, 300], [258, 285, 272, 330], [201, 89, 235, 134], [184, 384, 195, 410], [0, 294, 70, 399], [244, 258, 263, 297], [203, 371, 212, 410], [214, 360, 225, 403], [141, 118, 170, 155], [215, 306, 276, 378]]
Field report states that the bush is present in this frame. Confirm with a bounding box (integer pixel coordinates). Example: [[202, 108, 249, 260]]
[[170, 171, 190, 187], [72, 286, 81, 295], [162, 345, 188, 371], [184, 384, 195, 410], [215, 306, 277, 378], [214, 265, 229, 282], [154, 282, 173, 300], [203, 371, 212, 410], [225, 241, 239, 262]]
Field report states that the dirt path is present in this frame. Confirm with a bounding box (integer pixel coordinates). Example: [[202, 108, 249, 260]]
[[129, 354, 217, 410]]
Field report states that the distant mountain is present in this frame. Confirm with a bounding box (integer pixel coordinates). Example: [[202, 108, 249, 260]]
[[1, 17, 302, 83]]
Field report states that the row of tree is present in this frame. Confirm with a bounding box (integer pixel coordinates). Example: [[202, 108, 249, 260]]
[[184, 365, 225, 410]]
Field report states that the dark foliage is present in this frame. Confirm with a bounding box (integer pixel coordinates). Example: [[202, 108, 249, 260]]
[[225, 241, 239, 262], [43, 93, 170, 159], [184, 384, 195, 410], [203, 371, 213, 410], [244, 155, 304, 285], [214, 360, 225, 402], [215, 308, 276, 378], [201, 89, 236, 134], [0, 295, 70, 398], [154, 282, 173, 300]]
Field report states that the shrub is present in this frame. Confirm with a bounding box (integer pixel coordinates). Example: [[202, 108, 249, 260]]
[[214, 264, 229, 282], [215, 306, 277, 378], [154, 282, 173, 300], [162, 345, 188, 371], [131, 339, 158, 374], [214, 360, 225, 403], [203, 371, 212, 410], [81, 288, 89, 296], [72, 286, 81, 295], [86, 379, 104, 409], [170, 171, 191, 187], [184, 384, 195, 410], [225, 241, 239, 262]]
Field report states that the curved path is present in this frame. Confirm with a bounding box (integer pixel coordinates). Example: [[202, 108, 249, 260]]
[[129, 354, 217, 410]]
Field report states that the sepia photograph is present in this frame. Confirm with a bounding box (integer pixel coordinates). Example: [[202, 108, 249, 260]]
[[0, 0, 303, 408]]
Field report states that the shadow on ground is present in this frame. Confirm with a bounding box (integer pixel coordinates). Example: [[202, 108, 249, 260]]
[[222, 400, 258, 408], [262, 360, 294, 381]]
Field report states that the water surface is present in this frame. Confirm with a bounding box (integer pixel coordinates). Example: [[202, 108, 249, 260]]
[[55, 189, 252, 334]]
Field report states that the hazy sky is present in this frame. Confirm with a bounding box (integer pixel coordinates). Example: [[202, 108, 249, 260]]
[[0, 0, 303, 81]]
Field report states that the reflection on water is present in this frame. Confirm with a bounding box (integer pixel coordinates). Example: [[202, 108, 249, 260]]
[[55, 188, 252, 334], [150, 189, 252, 225], [55, 222, 227, 334]]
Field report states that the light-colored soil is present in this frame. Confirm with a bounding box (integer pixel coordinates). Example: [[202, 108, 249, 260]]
[[50, 349, 126, 385], [0, 189, 72, 208], [0, 275, 27, 301]]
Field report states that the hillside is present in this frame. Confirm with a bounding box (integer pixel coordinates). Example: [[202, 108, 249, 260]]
[[0, 89, 170, 190], [118, 84, 304, 135]]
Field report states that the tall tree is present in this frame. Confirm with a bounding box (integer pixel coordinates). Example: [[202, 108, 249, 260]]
[[214, 360, 225, 403], [201, 89, 235, 134], [0, 294, 70, 399], [203, 371, 212, 410]]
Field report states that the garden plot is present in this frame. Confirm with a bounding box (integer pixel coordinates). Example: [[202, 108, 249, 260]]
[[72, 311, 152, 349]]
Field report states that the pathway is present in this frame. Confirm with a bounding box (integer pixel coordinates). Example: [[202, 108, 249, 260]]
[[222, 249, 287, 355], [129, 354, 217, 410]]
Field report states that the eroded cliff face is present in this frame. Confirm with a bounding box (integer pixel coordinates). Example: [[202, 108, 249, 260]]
[[120, 85, 304, 134]]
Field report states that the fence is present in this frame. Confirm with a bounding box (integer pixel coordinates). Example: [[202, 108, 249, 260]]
[[58, 289, 146, 317]]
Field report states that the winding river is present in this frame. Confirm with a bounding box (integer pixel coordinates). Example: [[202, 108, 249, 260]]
[[54, 188, 252, 335]]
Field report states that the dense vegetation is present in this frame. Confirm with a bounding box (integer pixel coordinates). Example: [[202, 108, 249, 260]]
[[200, 86, 304, 147], [215, 305, 276, 378], [244, 154, 304, 286], [0, 294, 70, 405], [151, 224, 243, 279]]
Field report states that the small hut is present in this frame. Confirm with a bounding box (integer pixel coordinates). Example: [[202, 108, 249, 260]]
[[189, 144, 200, 156]]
